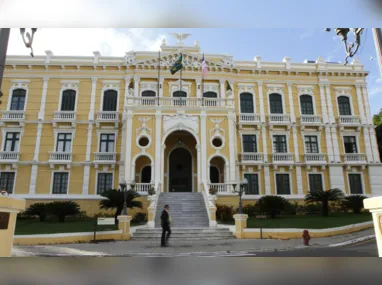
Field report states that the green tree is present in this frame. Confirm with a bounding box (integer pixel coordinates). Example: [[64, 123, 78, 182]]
[[255, 196, 290, 219], [24, 203, 48, 222], [374, 109, 382, 161], [342, 195, 367, 214], [47, 201, 80, 223], [305, 189, 345, 217], [99, 189, 143, 224]]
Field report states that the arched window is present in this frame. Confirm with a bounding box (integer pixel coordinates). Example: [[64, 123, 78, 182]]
[[300, 95, 314, 115], [240, 93, 254, 113], [10, 89, 26, 111], [210, 166, 220, 183], [203, 91, 217, 98], [60, 89, 76, 111], [173, 91, 187, 106], [141, 165, 151, 183], [142, 90, 156, 97], [102, 90, 118, 111], [337, 96, 352, 115], [269, 93, 283, 114]]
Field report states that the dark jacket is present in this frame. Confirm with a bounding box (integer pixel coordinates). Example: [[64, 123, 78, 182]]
[[160, 209, 170, 228]]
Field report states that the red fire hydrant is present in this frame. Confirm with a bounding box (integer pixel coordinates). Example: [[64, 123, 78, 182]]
[[302, 230, 310, 246]]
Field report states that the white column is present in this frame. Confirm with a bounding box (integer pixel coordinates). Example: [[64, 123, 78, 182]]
[[355, 84, 366, 124], [369, 127, 380, 162], [325, 84, 335, 124], [257, 81, 265, 122], [292, 127, 299, 162], [134, 76, 140, 98], [155, 111, 162, 184], [200, 112, 208, 182], [287, 82, 296, 123], [227, 111, 237, 182], [262, 126, 268, 162], [196, 79, 202, 98], [124, 110, 134, 182], [325, 126, 334, 163], [119, 121, 126, 183], [364, 127, 374, 163], [296, 167, 303, 195], [82, 123, 93, 195], [124, 76, 131, 105], [29, 165, 38, 195], [196, 144, 201, 190], [264, 166, 271, 195], [88, 77, 97, 121], [161, 144, 166, 191], [38, 76, 49, 120], [319, 83, 328, 123], [331, 127, 341, 162], [362, 84, 373, 125], [219, 79, 225, 99], [159, 78, 164, 98]]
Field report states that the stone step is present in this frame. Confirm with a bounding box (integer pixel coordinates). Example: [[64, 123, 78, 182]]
[[135, 229, 231, 234]]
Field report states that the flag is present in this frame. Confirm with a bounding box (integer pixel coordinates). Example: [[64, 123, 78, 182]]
[[201, 54, 207, 78], [170, 53, 183, 75]]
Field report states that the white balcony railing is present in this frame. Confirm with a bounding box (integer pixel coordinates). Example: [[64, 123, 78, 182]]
[[1, 111, 25, 121], [53, 111, 76, 121], [241, 153, 264, 162], [49, 152, 72, 162], [304, 153, 327, 163], [239, 113, 261, 123], [208, 183, 231, 193], [135, 183, 154, 194], [0, 151, 20, 161], [133, 97, 232, 108], [344, 153, 367, 162], [93, 152, 117, 162], [272, 153, 294, 163], [96, 111, 119, 122], [300, 115, 322, 124], [339, 115, 361, 125], [269, 114, 291, 123]]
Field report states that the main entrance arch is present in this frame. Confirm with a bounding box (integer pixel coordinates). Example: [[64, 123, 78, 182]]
[[169, 148, 192, 192]]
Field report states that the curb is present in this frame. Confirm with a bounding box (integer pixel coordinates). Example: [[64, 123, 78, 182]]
[[328, 234, 376, 248]]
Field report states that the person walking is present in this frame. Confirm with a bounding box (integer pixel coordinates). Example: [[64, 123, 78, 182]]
[[160, 204, 171, 247]]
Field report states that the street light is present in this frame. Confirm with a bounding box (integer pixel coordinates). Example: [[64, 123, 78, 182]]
[[232, 179, 248, 214], [20, 28, 37, 57], [325, 28, 364, 65], [119, 179, 127, 216]]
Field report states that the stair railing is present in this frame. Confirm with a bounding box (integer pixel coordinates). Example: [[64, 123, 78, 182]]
[[147, 182, 160, 228], [202, 181, 217, 227]]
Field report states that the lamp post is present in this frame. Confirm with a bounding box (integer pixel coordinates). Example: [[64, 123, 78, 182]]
[[119, 179, 127, 216], [232, 179, 248, 214]]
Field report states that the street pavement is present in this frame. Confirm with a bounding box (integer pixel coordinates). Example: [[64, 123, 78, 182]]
[[12, 228, 378, 257]]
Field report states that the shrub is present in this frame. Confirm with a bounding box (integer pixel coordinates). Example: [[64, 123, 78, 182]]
[[209, 187, 218, 195], [282, 201, 298, 215], [132, 212, 147, 224], [305, 188, 345, 217], [242, 204, 259, 217], [304, 203, 321, 215], [148, 187, 156, 196], [215, 204, 234, 222], [255, 196, 290, 219], [24, 203, 49, 222], [342, 195, 368, 214], [47, 201, 81, 223]]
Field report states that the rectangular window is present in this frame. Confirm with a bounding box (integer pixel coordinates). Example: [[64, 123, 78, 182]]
[[349, 174, 363, 194], [305, 136, 319, 153], [242, 135, 257, 153], [343, 136, 357, 153], [10, 90, 26, 111], [276, 174, 291, 195], [52, 172, 69, 194], [3, 132, 20, 152], [97, 173, 113, 194], [244, 173, 259, 195], [273, 135, 287, 153], [100, 134, 115, 152], [0, 172, 15, 194], [309, 174, 323, 193], [56, 133, 72, 152]]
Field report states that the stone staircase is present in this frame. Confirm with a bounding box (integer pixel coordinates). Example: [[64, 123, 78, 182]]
[[132, 192, 234, 240]]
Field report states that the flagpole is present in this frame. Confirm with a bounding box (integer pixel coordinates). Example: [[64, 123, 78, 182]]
[[180, 52, 182, 106], [202, 53, 204, 107], [157, 50, 160, 106]]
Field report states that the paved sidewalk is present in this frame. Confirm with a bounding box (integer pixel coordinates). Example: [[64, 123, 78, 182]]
[[12, 228, 375, 257]]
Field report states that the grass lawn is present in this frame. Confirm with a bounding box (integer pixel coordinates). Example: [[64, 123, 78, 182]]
[[220, 213, 373, 229], [15, 218, 144, 235]]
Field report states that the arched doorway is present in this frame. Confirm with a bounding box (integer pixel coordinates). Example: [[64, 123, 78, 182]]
[[141, 165, 151, 183], [169, 148, 192, 192], [210, 166, 220, 183], [209, 156, 226, 183]]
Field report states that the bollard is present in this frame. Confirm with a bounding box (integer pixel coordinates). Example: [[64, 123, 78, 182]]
[[302, 229, 310, 246]]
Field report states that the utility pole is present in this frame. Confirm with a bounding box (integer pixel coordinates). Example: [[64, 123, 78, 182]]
[[0, 28, 10, 103], [372, 28, 382, 77]]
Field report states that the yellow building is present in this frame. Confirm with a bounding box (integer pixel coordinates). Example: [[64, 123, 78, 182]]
[[0, 37, 381, 220]]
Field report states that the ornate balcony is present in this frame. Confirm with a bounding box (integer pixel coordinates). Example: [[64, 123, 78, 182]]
[[208, 183, 232, 194], [0, 151, 20, 163], [95, 111, 119, 127], [304, 153, 327, 164], [338, 115, 361, 126], [300, 115, 322, 126], [133, 97, 233, 108], [93, 152, 117, 168], [240, 153, 264, 164], [239, 113, 261, 124], [53, 111, 76, 127], [49, 152, 72, 168], [344, 153, 367, 164], [0, 111, 25, 125], [135, 183, 154, 195], [269, 114, 291, 125], [272, 153, 294, 164]]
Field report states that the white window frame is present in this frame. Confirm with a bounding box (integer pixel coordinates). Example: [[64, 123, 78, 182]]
[[50, 170, 70, 195], [169, 80, 192, 97], [58, 80, 79, 112], [53, 128, 75, 153], [95, 170, 115, 194], [266, 84, 286, 115], [240, 131, 259, 153], [203, 83, 220, 98], [0, 170, 17, 194], [238, 83, 256, 113], [96, 129, 118, 153], [307, 172, 325, 193], [341, 131, 361, 154], [7, 79, 30, 112], [140, 81, 158, 97], [274, 171, 291, 196], [298, 92, 316, 116], [100, 80, 120, 112], [1, 127, 24, 152], [347, 171, 365, 195], [242, 171, 261, 198], [302, 131, 322, 154], [334, 87, 355, 117], [270, 130, 290, 153]]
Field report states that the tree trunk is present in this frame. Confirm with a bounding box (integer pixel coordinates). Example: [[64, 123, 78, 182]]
[[114, 206, 123, 225], [322, 201, 329, 217]]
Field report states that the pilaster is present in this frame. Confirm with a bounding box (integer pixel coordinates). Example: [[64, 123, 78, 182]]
[[369, 127, 380, 162], [257, 81, 265, 123], [264, 166, 271, 195], [219, 79, 225, 99], [119, 121, 126, 183], [88, 77, 97, 121], [324, 83, 335, 124], [292, 127, 299, 162], [363, 126, 374, 163], [318, 83, 328, 123], [331, 127, 341, 162], [355, 84, 366, 124], [155, 110, 162, 184], [227, 111, 236, 182], [200, 111, 208, 182], [124, 110, 134, 182], [82, 123, 93, 195], [361, 84, 373, 125], [159, 77, 164, 98], [38, 76, 49, 120], [134, 76, 140, 98], [287, 82, 296, 123], [325, 126, 334, 163], [296, 167, 303, 195]]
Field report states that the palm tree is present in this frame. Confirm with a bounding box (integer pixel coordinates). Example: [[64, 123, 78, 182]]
[[342, 195, 367, 214], [99, 189, 143, 224], [305, 188, 345, 217]]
